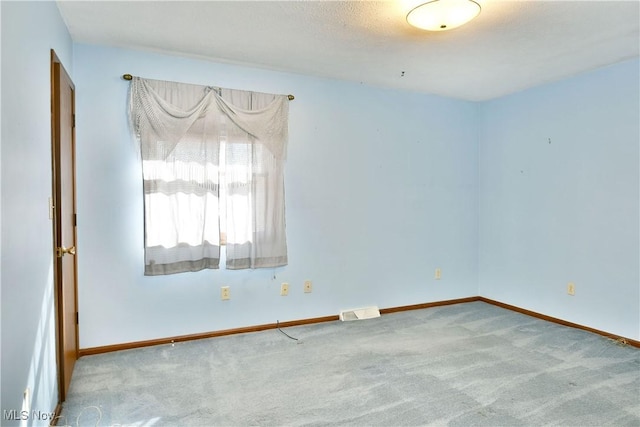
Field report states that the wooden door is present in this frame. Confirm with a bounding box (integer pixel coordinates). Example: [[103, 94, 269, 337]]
[[51, 50, 78, 402]]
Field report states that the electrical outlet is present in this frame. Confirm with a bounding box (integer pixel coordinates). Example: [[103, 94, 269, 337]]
[[221, 286, 230, 300], [280, 282, 289, 296], [304, 280, 312, 293], [435, 268, 442, 280], [567, 282, 575, 296]]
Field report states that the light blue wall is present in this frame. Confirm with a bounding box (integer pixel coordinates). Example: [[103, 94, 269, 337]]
[[0, 3, 636, 421], [479, 59, 640, 340], [1, 1, 73, 424], [72, 44, 479, 349]]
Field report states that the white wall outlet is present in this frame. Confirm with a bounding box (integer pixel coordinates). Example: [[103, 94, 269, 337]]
[[304, 280, 312, 293], [221, 286, 230, 300], [280, 282, 289, 296], [435, 268, 442, 280], [567, 282, 575, 296]]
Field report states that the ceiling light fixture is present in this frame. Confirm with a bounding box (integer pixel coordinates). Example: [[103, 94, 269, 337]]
[[407, 0, 481, 31]]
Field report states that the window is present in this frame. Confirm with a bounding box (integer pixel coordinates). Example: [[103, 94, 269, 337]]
[[130, 77, 289, 275]]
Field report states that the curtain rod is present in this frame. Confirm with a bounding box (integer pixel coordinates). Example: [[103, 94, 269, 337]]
[[122, 74, 294, 101]]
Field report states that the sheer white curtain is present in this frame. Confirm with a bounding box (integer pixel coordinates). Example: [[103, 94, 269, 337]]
[[129, 77, 289, 275]]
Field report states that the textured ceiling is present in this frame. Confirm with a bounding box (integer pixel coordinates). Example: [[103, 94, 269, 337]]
[[56, 0, 639, 101]]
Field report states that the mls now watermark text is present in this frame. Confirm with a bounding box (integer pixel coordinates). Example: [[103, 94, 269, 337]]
[[3, 409, 55, 421]]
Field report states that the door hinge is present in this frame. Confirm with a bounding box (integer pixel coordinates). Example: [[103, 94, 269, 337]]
[[73, 213, 77, 227], [72, 114, 76, 128], [76, 312, 79, 325]]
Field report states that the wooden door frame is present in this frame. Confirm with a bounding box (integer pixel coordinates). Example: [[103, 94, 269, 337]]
[[50, 49, 79, 403]]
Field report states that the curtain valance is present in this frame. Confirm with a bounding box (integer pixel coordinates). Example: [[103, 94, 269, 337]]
[[130, 77, 289, 162]]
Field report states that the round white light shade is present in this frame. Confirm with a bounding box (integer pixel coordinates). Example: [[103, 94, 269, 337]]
[[407, 0, 481, 31]]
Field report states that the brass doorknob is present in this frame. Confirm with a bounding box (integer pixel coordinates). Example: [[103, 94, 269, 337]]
[[56, 246, 76, 258]]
